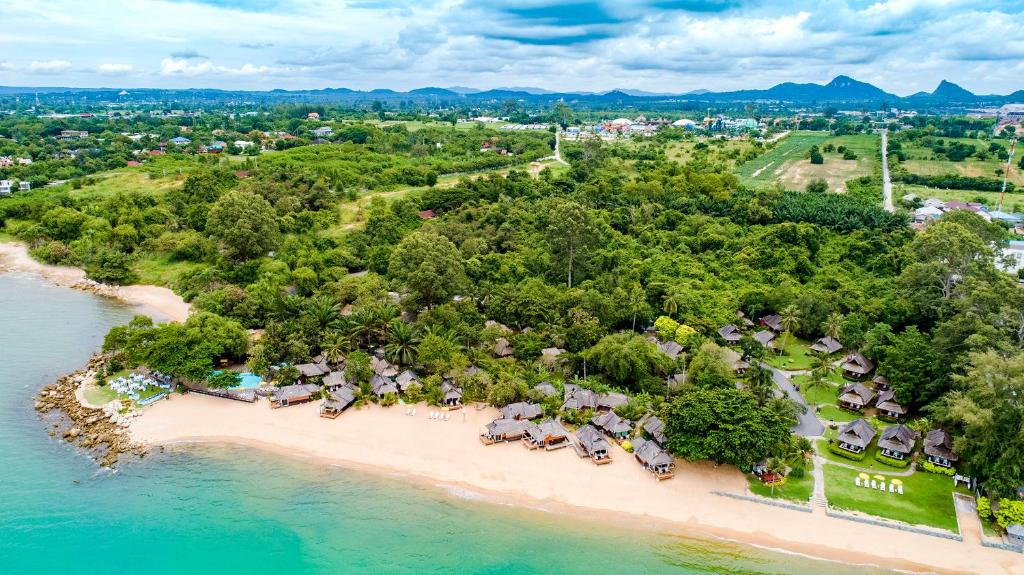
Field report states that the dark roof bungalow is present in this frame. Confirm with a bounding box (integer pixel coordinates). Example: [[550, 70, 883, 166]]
[[733, 358, 750, 374], [370, 375, 398, 398], [295, 362, 330, 378], [501, 402, 543, 421], [562, 384, 598, 411], [633, 437, 674, 480], [871, 375, 891, 391], [642, 414, 668, 446], [493, 337, 514, 358], [836, 418, 876, 454], [838, 382, 875, 411], [395, 370, 420, 392], [269, 383, 321, 408], [877, 424, 915, 460], [753, 330, 776, 349], [522, 419, 571, 450], [760, 314, 783, 332], [597, 392, 629, 412], [841, 352, 875, 378], [532, 381, 559, 398], [875, 390, 907, 419], [442, 380, 463, 408], [591, 411, 632, 440], [810, 336, 843, 355], [658, 340, 684, 360], [575, 424, 612, 464], [322, 371, 348, 391], [320, 386, 356, 418], [718, 324, 742, 344], [923, 429, 958, 468], [480, 418, 529, 445]]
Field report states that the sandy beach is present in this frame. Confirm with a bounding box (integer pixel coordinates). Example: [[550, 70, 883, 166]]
[[0, 241, 190, 322], [131, 395, 1024, 575]]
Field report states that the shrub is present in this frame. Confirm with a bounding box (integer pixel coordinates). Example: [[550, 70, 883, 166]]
[[920, 460, 956, 476], [873, 452, 911, 468], [828, 442, 867, 461], [977, 496, 992, 520], [621, 440, 634, 453]]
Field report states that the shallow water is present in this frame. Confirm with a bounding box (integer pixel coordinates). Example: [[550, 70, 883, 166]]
[[0, 273, 886, 574]]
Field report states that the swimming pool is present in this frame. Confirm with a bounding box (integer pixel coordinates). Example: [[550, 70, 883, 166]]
[[211, 371, 263, 389]]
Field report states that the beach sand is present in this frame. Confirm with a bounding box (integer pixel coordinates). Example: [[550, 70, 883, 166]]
[[131, 395, 1024, 575], [0, 242, 190, 322]]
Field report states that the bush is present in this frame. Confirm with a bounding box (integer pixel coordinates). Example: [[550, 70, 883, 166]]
[[829, 441, 867, 461], [920, 460, 956, 476], [873, 451, 911, 468]]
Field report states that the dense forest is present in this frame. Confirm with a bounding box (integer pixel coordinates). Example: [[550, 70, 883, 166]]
[[2, 124, 1021, 500]]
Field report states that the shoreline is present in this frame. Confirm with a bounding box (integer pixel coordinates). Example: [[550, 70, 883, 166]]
[[0, 241, 190, 323], [131, 394, 1024, 575]]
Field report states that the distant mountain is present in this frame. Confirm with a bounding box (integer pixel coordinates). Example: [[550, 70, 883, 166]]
[[610, 88, 677, 97], [446, 86, 481, 94], [495, 86, 558, 95], [930, 80, 975, 101], [409, 87, 460, 97]]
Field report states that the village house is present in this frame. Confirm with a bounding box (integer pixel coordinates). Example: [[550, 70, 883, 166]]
[[835, 418, 876, 454], [59, 130, 89, 141], [810, 336, 843, 355], [591, 411, 632, 440], [875, 390, 907, 420], [838, 382, 875, 411], [480, 418, 529, 444], [923, 429, 959, 468], [877, 424, 916, 460], [633, 438, 675, 479], [269, 383, 320, 408], [575, 424, 612, 464], [760, 314, 784, 332], [500, 402, 543, 421], [170, 136, 191, 146], [841, 351, 875, 379], [441, 380, 463, 408], [641, 414, 668, 445], [320, 386, 356, 418], [312, 126, 333, 138], [562, 383, 598, 411], [522, 419, 571, 450], [752, 330, 776, 349], [718, 324, 742, 345], [0, 180, 12, 196]]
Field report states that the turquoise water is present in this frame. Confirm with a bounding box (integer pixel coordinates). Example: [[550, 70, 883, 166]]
[[0, 272, 886, 574], [212, 370, 263, 388]]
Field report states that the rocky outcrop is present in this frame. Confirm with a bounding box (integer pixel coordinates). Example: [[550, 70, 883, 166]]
[[35, 354, 146, 467]]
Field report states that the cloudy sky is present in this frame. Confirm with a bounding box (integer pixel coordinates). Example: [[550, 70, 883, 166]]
[[1, 0, 1022, 95]]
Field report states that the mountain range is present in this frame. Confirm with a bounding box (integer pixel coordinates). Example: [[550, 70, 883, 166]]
[[1, 76, 1021, 108]]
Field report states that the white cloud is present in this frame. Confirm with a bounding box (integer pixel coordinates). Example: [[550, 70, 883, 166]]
[[27, 59, 72, 74], [96, 63, 133, 74], [159, 57, 281, 77], [0, 61, 13, 71]]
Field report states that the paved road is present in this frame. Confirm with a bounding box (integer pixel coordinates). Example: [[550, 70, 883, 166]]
[[881, 129, 894, 212], [764, 364, 825, 437]]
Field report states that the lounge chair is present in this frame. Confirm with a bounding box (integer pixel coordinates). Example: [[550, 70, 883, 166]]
[[855, 477, 861, 486], [871, 480, 877, 489], [897, 485, 903, 495]]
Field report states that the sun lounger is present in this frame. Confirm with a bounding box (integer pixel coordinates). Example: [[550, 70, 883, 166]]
[[897, 485, 903, 494], [888, 483, 894, 493], [855, 477, 861, 487], [871, 480, 877, 489]]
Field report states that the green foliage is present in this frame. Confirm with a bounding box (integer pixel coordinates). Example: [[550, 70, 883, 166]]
[[873, 452, 912, 468], [920, 461, 956, 476], [388, 231, 466, 309], [977, 496, 992, 519], [584, 332, 673, 390], [688, 342, 733, 389], [828, 441, 868, 461], [208, 371, 242, 389], [206, 189, 280, 262], [993, 499, 1024, 530]]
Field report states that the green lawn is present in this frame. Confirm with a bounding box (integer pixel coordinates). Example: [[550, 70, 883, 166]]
[[816, 405, 861, 423], [815, 437, 911, 472], [765, 337, 815, 371], [792, 373, 845, 405], [735, 131, 831, 188], [83, 385, 119, 406], [776, 133, 880, 193], [824, 465, 958, 532], [132, 255, 205, 288], [747, 472, 814, 503]]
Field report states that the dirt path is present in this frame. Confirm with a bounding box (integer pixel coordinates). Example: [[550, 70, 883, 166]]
[[881, 130, 894, 212]]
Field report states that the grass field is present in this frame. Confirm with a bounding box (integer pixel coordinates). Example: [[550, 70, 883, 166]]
[[764, 337, 815, 371], [747, 472, 814, 502], [816, 405, 861, 423], [70, 169, 184, 200], [132, 255, 205, 288], [735, 131, 831, 188], [898, 136, 1023, 186], [793, 376, 843, 405], [776, 133, 880, 193], [665, 138, 755, 169], [824, 465, 959, 532]]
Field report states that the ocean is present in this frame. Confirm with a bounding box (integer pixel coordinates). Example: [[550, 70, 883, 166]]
[[0, 272, 885, 574]]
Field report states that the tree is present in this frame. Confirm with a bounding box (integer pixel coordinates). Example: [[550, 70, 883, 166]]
[[880, 326, 945, 408], [688, 342, 733, 389], [206, 189, 279, 262], [584, 332, 673, 389], [388, 231, 467, 309], [901, 219, 993, 307], [627, 284, 648, 331], [809, 146, 824, 164], [662, 289, 681, 317], [806, 179, 828, 194], [545, 199, 599, 288], [777, 304, 800, 356], [746, 364, 776, 406], [385, 319, 419, 366], [822, 312, 844, 342], [663, 387, 792, 468]]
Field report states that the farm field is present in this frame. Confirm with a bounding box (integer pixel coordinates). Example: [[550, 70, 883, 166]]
[[664, 138, 756, 169], [897, 136, 1023, 186], [734, 131, 831, 189], [776, 133, 880, 193]]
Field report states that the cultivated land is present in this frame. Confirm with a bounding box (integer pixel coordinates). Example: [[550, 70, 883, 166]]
[[664, 138, 756, 169], [899, 136, 1023, 186], [734, 131, 831, 188], [776, 133, 880, 193]]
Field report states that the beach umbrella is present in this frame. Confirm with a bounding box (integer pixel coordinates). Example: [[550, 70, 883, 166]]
[[858, 472, 870, 480], [873, 475, 886, 481], [891, 479, 903, 485]]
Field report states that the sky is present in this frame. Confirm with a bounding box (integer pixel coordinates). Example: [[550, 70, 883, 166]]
[[1, 0, 1023, 95]]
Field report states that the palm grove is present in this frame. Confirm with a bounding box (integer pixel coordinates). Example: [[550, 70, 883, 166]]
[[1, 124, 1021, 499]]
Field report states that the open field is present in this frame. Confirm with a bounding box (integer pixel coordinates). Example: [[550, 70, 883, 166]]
[[898, 136, 1023, 186], [776, 133, 879, 193], [69, 169, 185, 199], [664, 138, 756, 169], [896, 183, 1024, 212], [735, 131, 831, 188], [764, 337, 816, 370], [824, 465, 960, 532]]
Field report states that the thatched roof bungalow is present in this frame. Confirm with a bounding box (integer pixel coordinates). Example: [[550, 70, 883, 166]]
[[923, 429, 958, 468], [575, 424, 612, 464], [269, 383, 320, 408], [878, 424, 915, 460], [522, 419, 571, 450], [836, 418, 876, 454], [633, 437, 674, 479]]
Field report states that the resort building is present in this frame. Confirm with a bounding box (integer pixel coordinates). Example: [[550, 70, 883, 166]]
[[718, 324, 742, 345], [875, 390, 907, 419], [810, 336, 843, 355], [923, 429, 958, 468], [658, 340, 684, 360], [760, 314, 783, 332], [395, 370, 420, 392], [320, 387, 356, 418], [269, 383, 320, 408], [632, 438, 675, 479], [493, 338, 514, 358], [641, 414, 668, 446], [522, 419, 571, 450], [871, 375, 891, 391], [733, 358, 750, 375], [370, 375, 398, 399], [322, 371, 348, 391], [500, 401, 543, 421], [877, 424, 916, 460], [838, 382, 875, 411], [575, 424, 612, 464], [836, 418, 876, 454], [540, 347, 566, 364], [442, 380, 464, 408], [562, 383, 598, 411], [597, 391, 629, 412], [372, 357, 399, 378], [295, 361, 330, 379], [752, 330, 776, 349], [480, 418, 529, 444], [531, 381, 559, 398], [841, 352, 875, 379], [591, 411, 632, 440]]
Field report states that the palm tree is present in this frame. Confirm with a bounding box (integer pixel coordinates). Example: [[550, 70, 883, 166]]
[[320, 338, 345, 366], [627, 284, 647, 331], [777, 304, 800, 356], [662, 289, 681, 317], [304, 295, 343, 332], [348, 307, 376, 348], [385, 319, 419, 366], [746, 364, 775, 406], [822, 312, 844, 342]]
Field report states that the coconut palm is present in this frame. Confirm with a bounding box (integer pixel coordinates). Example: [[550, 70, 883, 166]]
[[627, 284, 647, 331], [662, 289, 681, 317], [822, 312, 844, 342], [746, 364, 776, 406], [385, 319, 420, 366], [777, 304, 800, 356], [304, 295, 344, 332], [320, 338, 346, 366]]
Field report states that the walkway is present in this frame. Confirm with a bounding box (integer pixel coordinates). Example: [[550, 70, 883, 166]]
[[954, 493, 983, 545], [763, 363, 825, 437], [810, 455, 828, 514], [881, 129, 894, 212], [538, 129, 569, 166]]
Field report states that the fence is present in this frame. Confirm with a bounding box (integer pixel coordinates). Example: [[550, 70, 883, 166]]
[[711, 491, 812, 514]]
